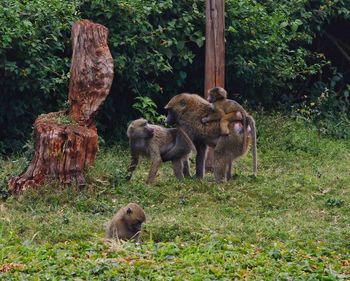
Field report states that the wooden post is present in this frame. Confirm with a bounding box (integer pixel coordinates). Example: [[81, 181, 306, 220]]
[[205, 0, 225, 171], [8, 20, 114, 193]]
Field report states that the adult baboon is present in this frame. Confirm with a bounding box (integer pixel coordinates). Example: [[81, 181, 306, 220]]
[[127, 118, 195, 184], [164, 93, 257, 183], [106, 202, 146, 241]]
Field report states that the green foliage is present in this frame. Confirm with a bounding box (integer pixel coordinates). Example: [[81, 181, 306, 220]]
[[225, 0, 332, 104], [132, 96, 166, 124], [1, 238, 349, 279], [0, 0, 79, 153], [326, 198, 344, 208], [1, 0, 349, 153], [295, 70, 350, 138], [0, 115, 349, 279]]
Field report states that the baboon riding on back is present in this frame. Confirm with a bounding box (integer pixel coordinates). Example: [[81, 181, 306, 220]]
[[164, 92, 257, 183]]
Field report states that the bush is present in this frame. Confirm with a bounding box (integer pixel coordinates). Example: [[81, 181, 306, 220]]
[[0, 0, 79, 153], [294, 70, 350, 138], [0, 0, 349, 154]]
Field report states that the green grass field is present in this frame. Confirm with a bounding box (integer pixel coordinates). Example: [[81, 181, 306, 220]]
[[1, 114, 349, 280]]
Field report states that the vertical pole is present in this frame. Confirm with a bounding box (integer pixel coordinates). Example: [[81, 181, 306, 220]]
[[205, 0, 225, 171]]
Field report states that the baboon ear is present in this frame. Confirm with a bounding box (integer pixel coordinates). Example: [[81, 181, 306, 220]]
[[179, 99, 187, 108], [127, 208, 132, 214]]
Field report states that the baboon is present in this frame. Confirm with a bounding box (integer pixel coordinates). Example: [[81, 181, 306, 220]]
[[164, 93, 257, 183], [106, 203, 146, 241], [127, 118, 196, 184], [202, 87, 247, 134], [201, 86, 250, 152]]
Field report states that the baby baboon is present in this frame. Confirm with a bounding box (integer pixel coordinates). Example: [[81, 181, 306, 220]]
[[165, 93, 257, 182], [202, 87, 250, 153], [106, 203, 146, 241], [202, 87, 247, 135], [127, 118, 195, 184]]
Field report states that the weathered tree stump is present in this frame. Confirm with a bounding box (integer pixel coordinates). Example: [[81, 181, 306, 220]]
[[69, 20, 114, 126], [8, 20, 114, 193]]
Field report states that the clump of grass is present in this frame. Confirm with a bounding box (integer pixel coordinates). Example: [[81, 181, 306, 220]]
[[38, 111, 78, 126]]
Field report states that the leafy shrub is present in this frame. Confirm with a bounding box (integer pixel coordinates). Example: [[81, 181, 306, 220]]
[[1, 0, 349, 154], [0, 0, 79, 153], [225, 0, 325, 104], [132, 96, 166, 124], [295, 70, 350, 138]]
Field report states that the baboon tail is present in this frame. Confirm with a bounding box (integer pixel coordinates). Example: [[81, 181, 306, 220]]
[[242, 114, 248, 153], [246, 115, 257, 176], [178, 127, 197, 154]]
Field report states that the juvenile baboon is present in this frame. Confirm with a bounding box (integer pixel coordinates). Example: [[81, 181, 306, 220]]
[[202, 87, 247, 134], [106, 203, 146, 241], [127, 118, 196, 184], [201, 86, 250, 152], [164, 93, 257, 182]]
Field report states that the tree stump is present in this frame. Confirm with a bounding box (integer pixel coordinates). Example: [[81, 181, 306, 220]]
[[8, 20, 114, 193]]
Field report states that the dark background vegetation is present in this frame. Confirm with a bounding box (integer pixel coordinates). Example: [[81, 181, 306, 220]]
[[1, 0, 349, 154]]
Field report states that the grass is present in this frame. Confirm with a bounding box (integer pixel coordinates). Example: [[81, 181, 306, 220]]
[[0, 114, 349, 280]]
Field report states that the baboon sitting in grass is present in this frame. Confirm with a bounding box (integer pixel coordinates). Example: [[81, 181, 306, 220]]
[[106, 203, 146, 241]]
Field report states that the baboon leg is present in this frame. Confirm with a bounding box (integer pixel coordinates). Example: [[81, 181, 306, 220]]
[[213, 137, 232, 183], [127, 151, 139, 180], [213, 151, 227, 183], [182, 156, 191, 178], [195, 143, 207, 179], [162, 129, 195, 162], [214, 157, 230, 183], [226, 160, 232, 180], [220, 119, 231, 136], [172, 159, 184, 180], [214, 135, 229, 152], [146, 154, 162, 184]]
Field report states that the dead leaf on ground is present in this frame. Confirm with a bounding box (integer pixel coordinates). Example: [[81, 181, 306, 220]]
[[0, 263, 25, 272]]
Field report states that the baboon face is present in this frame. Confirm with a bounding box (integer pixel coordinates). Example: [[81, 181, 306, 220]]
[[124, 203, 146, 233], [165, 109, 178, 125], [207, 87, 227, 103], [164, 94, 189, 125], [127, 118, 154, 139]]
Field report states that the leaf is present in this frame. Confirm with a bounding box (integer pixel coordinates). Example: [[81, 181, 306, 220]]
[[179, 71, 187, 80], [280, 21, 288, 28], [195, 37, 204, 48], [162, 48, 173, 59], [176, 41, 185, 51]]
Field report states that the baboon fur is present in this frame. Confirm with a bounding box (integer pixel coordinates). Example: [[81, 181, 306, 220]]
[[106, 203, 146, 241], [164, 93, 257, 182], [127, 118, 196, 184]]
